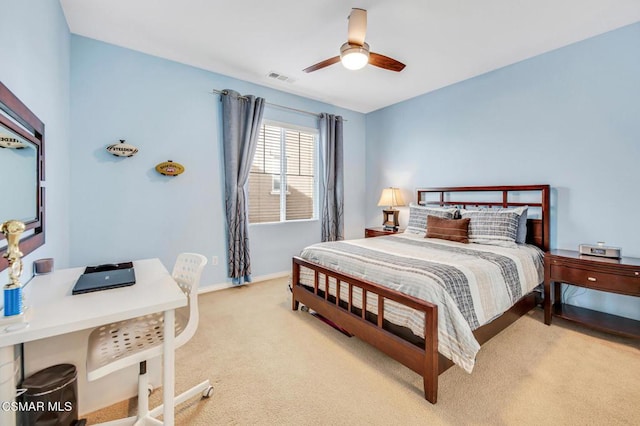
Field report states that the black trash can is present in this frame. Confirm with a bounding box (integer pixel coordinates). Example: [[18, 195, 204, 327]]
[[18, 363, 78, 426]]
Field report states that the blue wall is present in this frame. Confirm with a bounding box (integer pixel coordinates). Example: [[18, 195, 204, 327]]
[[3, 3, 635, 320], [0, 0, 71, 283], [69, 36, 366, 287], [366, 23, 640, 320]]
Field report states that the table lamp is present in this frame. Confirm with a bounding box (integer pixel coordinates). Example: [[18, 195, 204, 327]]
[[377, 187, 405, 231]]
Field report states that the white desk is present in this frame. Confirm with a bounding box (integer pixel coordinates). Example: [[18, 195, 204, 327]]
[[0, 258, 186, 426]]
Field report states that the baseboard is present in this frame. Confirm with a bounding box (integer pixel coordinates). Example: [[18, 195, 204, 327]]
[[198, 270, 290, 294]]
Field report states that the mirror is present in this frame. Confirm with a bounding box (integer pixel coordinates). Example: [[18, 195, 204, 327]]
[[0, 126, 38, 222], [0, 81, 45, 272]]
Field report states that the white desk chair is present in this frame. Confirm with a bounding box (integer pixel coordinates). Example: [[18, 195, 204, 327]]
[[86, 253, 212, 425]]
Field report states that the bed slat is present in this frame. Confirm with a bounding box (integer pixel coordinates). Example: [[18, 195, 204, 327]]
[[362, 289, 367, 320]]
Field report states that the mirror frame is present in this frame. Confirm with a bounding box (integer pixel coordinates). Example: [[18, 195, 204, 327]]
[[0, 81, 45, 272]]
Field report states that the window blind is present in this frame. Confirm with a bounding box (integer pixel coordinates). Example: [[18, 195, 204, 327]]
[[249, 124, 317, 224]]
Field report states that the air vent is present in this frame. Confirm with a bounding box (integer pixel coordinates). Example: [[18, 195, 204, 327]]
[[266, 71, 295, 84]]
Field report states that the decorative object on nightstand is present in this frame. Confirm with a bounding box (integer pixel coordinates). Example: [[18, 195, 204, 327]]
[[377, 187, 405, 231], [578, 242, 621, 259]]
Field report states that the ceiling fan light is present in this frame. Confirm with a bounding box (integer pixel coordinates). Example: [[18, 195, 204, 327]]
[[340, 43, 370, 70]]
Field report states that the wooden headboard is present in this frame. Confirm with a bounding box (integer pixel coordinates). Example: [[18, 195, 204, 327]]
[[416, 185, 550, 252]]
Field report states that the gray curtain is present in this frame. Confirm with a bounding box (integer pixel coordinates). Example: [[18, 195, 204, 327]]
[[221, 89, 265, 284], [319, 113, 344, 242]]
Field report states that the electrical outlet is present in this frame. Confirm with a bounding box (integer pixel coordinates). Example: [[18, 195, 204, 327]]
[[211, 256, 218, 266]]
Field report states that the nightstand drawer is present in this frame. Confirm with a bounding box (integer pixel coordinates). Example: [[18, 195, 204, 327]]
[[365, 229, 389, 238], [364, 227, 404, 238], [550, 264, 640, 296]]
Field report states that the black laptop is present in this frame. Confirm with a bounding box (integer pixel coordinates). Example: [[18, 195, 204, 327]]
[[72, 263, 136, 295]]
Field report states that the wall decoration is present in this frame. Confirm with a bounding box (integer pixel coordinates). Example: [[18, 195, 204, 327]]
[[106, 139, 138, 157], [155, 160, 185, 176], [0, 131, 28, 149]]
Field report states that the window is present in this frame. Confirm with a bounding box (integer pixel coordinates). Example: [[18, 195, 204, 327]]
[[270, 175, 289, 195], [248, 122, 317, 224]]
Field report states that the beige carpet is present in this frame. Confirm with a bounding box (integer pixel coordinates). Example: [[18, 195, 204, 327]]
[[86, 277, 640, 425]]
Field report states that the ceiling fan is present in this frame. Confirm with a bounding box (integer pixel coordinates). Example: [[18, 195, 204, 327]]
[[303, 8, 406, 73]]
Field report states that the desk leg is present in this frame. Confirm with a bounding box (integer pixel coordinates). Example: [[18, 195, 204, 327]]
[[0, 345, 17, 426], [163, 309, 175, 426]]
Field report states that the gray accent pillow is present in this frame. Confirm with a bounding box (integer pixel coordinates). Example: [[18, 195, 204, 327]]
[[513, 206, 528, 244], [460, 209, 520, 248], [404, 203, 458, 237]]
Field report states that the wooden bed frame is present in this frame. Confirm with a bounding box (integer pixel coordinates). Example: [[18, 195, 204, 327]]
[[291, 185, 550, 403]]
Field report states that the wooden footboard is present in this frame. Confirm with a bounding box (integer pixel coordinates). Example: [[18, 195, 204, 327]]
[[291, 256, 440, 403], [292, 256, 539, 404]]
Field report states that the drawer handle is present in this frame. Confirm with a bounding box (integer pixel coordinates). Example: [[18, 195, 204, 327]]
[[587, 277, 597, 282]]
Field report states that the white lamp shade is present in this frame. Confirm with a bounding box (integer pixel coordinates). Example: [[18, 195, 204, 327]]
[[377, 188, 405, 208]]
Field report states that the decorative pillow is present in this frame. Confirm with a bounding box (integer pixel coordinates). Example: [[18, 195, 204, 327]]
[[404, 203, 458, 237], [510, 206, 528, 244], [461, 206, 528, 244], [426, 216, 470, 243], [460, 209, 520, 247]]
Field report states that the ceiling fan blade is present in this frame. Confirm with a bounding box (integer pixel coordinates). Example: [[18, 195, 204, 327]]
[[302, 56, 341, 73], [369, 52, 406, 72], [347, 8, 367, 46]]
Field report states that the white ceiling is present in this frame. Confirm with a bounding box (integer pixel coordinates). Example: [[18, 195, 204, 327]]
[[60, 0, 640, 113]]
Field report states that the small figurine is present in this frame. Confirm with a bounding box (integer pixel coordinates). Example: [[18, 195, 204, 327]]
[[2, 220, 25, 316]]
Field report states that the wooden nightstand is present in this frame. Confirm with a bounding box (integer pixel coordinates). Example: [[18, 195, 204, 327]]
[[364, 227, 404, 238], [544, 249, 640, 338]]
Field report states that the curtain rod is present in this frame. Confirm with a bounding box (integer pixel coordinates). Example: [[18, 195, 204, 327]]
[[211, 89, 347, 121]]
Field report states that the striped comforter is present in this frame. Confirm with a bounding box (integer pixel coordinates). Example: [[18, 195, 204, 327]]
[[298, 233, 544, 373]]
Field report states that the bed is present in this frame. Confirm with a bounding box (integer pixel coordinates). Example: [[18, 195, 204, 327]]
[[291, 185, 550, 403]]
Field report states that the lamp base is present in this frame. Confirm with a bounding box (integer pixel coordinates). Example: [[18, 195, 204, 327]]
[[382, 209, 399, 231]]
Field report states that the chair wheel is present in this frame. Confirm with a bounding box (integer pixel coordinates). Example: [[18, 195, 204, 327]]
[[301, 305, 309, 313], [202, 385, 214, 398], [147, 384, 154, 396]]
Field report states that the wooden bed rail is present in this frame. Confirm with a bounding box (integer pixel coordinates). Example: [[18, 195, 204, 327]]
[[292, 256, 439, 403]]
